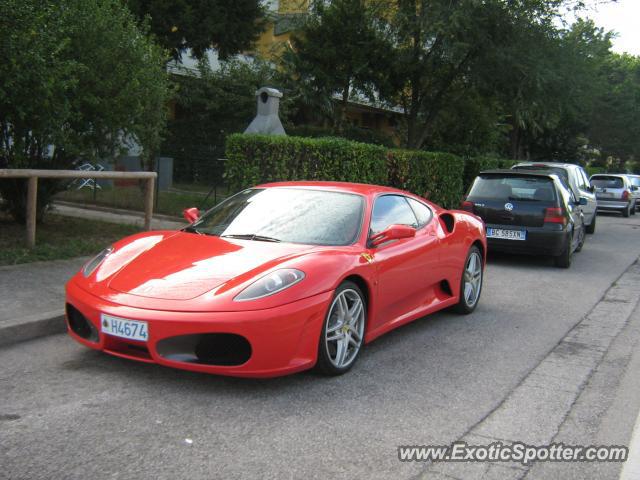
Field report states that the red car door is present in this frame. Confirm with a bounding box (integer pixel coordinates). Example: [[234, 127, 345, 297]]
[[367, 195, 441, 334]]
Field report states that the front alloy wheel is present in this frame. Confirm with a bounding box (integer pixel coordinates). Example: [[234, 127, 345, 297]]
[[316, 281, 366, 375]]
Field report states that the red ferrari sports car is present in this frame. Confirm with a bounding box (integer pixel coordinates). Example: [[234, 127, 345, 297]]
[[65, 182, 486, 377]]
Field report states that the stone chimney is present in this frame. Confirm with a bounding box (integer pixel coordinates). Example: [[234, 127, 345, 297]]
[[244, 87, 286, 136]]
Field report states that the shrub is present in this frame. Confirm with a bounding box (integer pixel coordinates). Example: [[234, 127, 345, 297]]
[[225, 134, 465, 208], [387, 150, 464, 208]]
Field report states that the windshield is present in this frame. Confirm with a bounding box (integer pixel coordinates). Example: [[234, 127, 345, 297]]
[[591, 176, 623, 189], [188, 188, 365, 246], [469, 175, 557, 202]]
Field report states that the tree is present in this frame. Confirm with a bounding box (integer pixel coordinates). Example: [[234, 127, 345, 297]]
[[0, 0, 171, 223], [282, 0, 393, 131], [163, 59, 280, 184], [588, 53, 640, 166], [379, 0, 576, 149], [127, 0, 266, 60]]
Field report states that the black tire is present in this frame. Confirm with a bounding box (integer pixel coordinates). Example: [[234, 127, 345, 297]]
[[623, 204, 630, 218], [575, 225, 585, 253], [631, 202, 636, 215], [585, 214, 596, 234], [454, 245, 484, 314], [554, 234, 572, 268], [316, 281, 366, 376]]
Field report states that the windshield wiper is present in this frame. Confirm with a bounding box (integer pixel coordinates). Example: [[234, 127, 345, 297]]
[[221, 233, 281, 242], [183, 225, 213, 235]]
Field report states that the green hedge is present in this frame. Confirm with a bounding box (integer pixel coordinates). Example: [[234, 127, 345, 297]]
[[386, 150, 464, 209], [226, 134, 482, 208], [225, 134, 388, 188]]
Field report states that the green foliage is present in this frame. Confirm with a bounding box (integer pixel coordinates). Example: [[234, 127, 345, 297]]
[[282, 0, 393, 130], [225, 134, 467, 208], [386, 150, 464, 208], [225, 134, 388, 189], [588, 53, 640, 165], [127, 0, 266, 60], [285, 124, 396, 147], [0, 0, 170, 223]]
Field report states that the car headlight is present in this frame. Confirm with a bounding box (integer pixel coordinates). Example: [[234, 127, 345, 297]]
[[82, 246, 114, 278], [234, 269, 305, 301]]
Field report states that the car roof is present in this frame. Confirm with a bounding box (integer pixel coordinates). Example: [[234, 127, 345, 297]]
[[590, 173, 626, 178], [479, 169, 561, 180], [255, 181, 411, 197], [513, 162, 578, 169]]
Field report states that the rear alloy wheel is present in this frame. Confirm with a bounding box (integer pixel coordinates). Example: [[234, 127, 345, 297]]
[[316, 281, 366, 376], [623, 204, 630, 218], [585, 215, 596, 234], [554, 234, 573, 268], [454, 246, 483, 314]]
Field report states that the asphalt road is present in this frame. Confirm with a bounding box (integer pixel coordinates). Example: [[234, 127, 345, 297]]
[[2, 213, 640, 480]]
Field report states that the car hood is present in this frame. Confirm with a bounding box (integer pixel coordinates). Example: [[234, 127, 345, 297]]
[[107, 232, 314, 300]]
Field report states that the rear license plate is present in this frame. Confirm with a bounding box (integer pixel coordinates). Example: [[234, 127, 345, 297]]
[[101, 314, 148, 342], [487, 228, 527, 241]]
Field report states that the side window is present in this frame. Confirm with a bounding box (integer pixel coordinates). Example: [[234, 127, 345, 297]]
[[407, 197, 433, 228], [370, 195, 418, 235], [579, 169, 591, 190]]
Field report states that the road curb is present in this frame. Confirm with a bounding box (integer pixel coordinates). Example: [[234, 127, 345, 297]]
[[0, 310, 67, 348]]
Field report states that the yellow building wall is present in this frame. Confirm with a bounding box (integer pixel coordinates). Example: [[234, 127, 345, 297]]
[[278, 0, 310, 13]]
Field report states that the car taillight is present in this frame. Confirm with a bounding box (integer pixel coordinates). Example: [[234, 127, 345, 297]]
[[622, 190, 630, 201], [544, 207, 566, 225], [461, 200, 474, 212]]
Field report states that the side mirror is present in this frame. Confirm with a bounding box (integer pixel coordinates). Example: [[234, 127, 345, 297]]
[[589, 185, 596, 193], [183, 207, 200, 223], [369, 224, 416, 247], [631, 186, 638, 192], [578, 197, 588, 206]]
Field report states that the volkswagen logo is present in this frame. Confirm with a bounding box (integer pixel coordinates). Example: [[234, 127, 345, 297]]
[[504, 202, 514, 211]]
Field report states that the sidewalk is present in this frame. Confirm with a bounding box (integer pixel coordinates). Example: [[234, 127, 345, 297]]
[[51, 201, 185, 230], [0, 257, 88, 347]]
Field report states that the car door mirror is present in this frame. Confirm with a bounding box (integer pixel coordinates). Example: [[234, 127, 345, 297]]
[[369, 224, 416, 247], [578, 197, 588, 206], [631, 186, 638, 192], [589, 185, 596, 193], [183, 207, 200, 223]]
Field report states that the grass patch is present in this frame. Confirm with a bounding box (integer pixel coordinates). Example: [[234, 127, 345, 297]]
[[0, 213, 141, 266], [55, 184, 228, 217]]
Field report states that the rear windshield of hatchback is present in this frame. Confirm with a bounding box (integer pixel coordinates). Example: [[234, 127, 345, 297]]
[[591, 176, 623, 189], [469, 176, 557, 202]]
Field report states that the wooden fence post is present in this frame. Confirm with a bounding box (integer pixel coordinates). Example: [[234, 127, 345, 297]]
[[26, 176, 38, 248], [144, 177, 155, 230]]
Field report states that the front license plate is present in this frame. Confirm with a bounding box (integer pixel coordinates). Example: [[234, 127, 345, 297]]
[[487, 228, 526, 241], [101, 314, 149, 342]]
